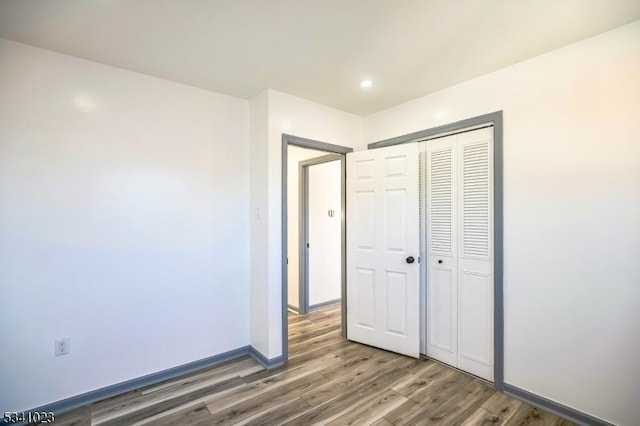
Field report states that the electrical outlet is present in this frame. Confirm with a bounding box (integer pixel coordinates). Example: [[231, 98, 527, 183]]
[[55, 337, 70, 356]]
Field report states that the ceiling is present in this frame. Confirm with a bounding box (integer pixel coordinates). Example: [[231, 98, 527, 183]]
[[1, 1, 639, 116]]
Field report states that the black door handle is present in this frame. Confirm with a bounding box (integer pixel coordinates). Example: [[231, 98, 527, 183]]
[[438, 259, 443, 264], [406, 256, 415, 264]]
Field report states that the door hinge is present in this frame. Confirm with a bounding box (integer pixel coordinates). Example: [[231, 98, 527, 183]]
[[418, 257, 421, 263]]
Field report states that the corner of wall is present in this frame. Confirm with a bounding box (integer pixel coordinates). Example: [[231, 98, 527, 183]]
[[248, 91, 272, 357]]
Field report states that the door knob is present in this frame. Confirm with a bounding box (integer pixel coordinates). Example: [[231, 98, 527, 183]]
[[438, 259, 443, 264], [406, 256, 415, 264]]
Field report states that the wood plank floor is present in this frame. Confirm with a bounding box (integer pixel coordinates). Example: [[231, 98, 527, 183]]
[[47, 304, 574, 425]]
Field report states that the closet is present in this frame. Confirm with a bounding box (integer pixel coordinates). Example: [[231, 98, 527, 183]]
[[345, 125, 495, 380]]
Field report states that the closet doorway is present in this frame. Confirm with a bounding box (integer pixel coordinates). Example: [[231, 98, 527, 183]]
[[349, 111, 503, 384]]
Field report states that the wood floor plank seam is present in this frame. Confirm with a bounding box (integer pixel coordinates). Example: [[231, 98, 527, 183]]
[[284, 362, 433, 425], [206, 372, 330, 425], [90, 359, 264, 424], [204, 367, 330, 417], [230, 396, 314, 426], [140, 357, 262, 395], [93, 375, 247, 426], [325, 389, 410, 426]]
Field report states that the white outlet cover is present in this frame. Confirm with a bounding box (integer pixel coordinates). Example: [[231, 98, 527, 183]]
[[55, 337, 70, 356]]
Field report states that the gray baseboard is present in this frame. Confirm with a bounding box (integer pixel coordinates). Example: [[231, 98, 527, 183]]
[[11, 345, 252, 426], [309, 298, 341, 311], [13, 345, 609, 426], [502, 383, 611, 426], [11, 344, 285, 426], [250, 347, 285, 370]]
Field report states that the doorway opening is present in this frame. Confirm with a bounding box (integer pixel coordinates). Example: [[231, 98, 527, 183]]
[[281, 135, 353, 363], [296, 153, 343, 314]]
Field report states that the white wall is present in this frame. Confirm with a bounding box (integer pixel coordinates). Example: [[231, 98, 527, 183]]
[[0, 39, 250, 413], [249, 91, 270, 357], [364, 21, 640, 425], [308, 160, 342, 306], [286, 146, 327, 310], [250, 89, 363, 358]]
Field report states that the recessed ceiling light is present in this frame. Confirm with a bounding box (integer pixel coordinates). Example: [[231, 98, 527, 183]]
[[360, 79, 373, 88]]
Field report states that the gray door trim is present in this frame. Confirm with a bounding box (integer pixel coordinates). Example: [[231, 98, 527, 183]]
[[298, 154, 343, 315], [368, 111, 504, 389], [282, 134, 353, 363], [368, 111, 503, 150]]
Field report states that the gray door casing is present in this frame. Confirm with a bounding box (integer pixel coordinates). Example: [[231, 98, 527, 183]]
[[282, 134, 353, 362], [297, 154, 343, 315]]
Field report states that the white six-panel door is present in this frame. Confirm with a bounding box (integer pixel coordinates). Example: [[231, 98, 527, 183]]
[[346, 143, 420, 358], [426, 127, 494, 381]]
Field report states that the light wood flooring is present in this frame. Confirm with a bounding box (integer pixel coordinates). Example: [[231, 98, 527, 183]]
[[47, 304, 574, 425]]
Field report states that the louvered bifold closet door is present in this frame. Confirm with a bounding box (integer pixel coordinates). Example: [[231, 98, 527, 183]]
[[425, 134, 458, 366], [457, 127, 494, 381], [425, 126, 494, 382]]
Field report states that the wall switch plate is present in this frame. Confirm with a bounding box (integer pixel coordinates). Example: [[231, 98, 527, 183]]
[[55, 337, 70, 356]]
